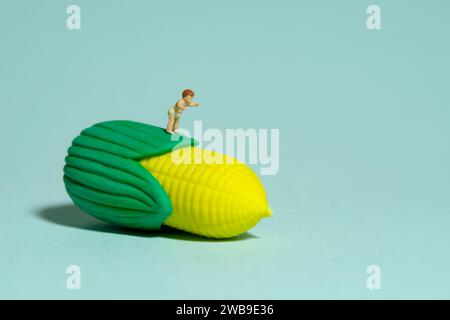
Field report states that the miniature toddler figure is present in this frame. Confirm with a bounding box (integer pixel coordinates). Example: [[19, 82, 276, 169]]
[[166, 89, 200, 134]]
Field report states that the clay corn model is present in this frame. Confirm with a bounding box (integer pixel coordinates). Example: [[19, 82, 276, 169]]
[[63, 120, 272, 238]]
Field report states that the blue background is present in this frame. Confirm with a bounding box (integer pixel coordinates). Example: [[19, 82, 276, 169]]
[[1, 0, 449, 299]]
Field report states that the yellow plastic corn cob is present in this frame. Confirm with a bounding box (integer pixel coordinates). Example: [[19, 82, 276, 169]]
[[140, 146, 272, 238]]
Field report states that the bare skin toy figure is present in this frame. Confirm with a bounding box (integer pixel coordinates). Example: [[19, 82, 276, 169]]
[[166, 89, 200, 134]]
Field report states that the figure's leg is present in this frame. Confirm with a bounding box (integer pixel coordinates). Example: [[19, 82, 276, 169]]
[[166, 113, 175, 134], [174, 116, 180, 132]]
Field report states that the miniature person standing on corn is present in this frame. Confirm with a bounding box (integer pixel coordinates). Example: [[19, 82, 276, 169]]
[[166, 89, 200, 134]]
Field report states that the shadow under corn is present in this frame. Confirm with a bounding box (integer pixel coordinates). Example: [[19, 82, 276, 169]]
[[34, 204, 258, 242]]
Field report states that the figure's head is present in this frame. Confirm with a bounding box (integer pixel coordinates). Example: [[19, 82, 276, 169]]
[[182, 89, 195, 103]]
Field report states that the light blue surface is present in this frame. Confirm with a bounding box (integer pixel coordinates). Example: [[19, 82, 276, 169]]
[[1, 0, 450, 299]]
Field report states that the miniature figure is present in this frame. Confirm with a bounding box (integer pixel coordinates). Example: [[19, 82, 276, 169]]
[[166, 89, 200, 134]]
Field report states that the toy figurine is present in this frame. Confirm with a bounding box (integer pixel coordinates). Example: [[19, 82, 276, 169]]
[[166, 89, 200, 134]]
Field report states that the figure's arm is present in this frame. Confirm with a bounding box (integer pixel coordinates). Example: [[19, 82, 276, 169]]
[[188, 101, 200, 107], [176, 100, 186, 110]]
